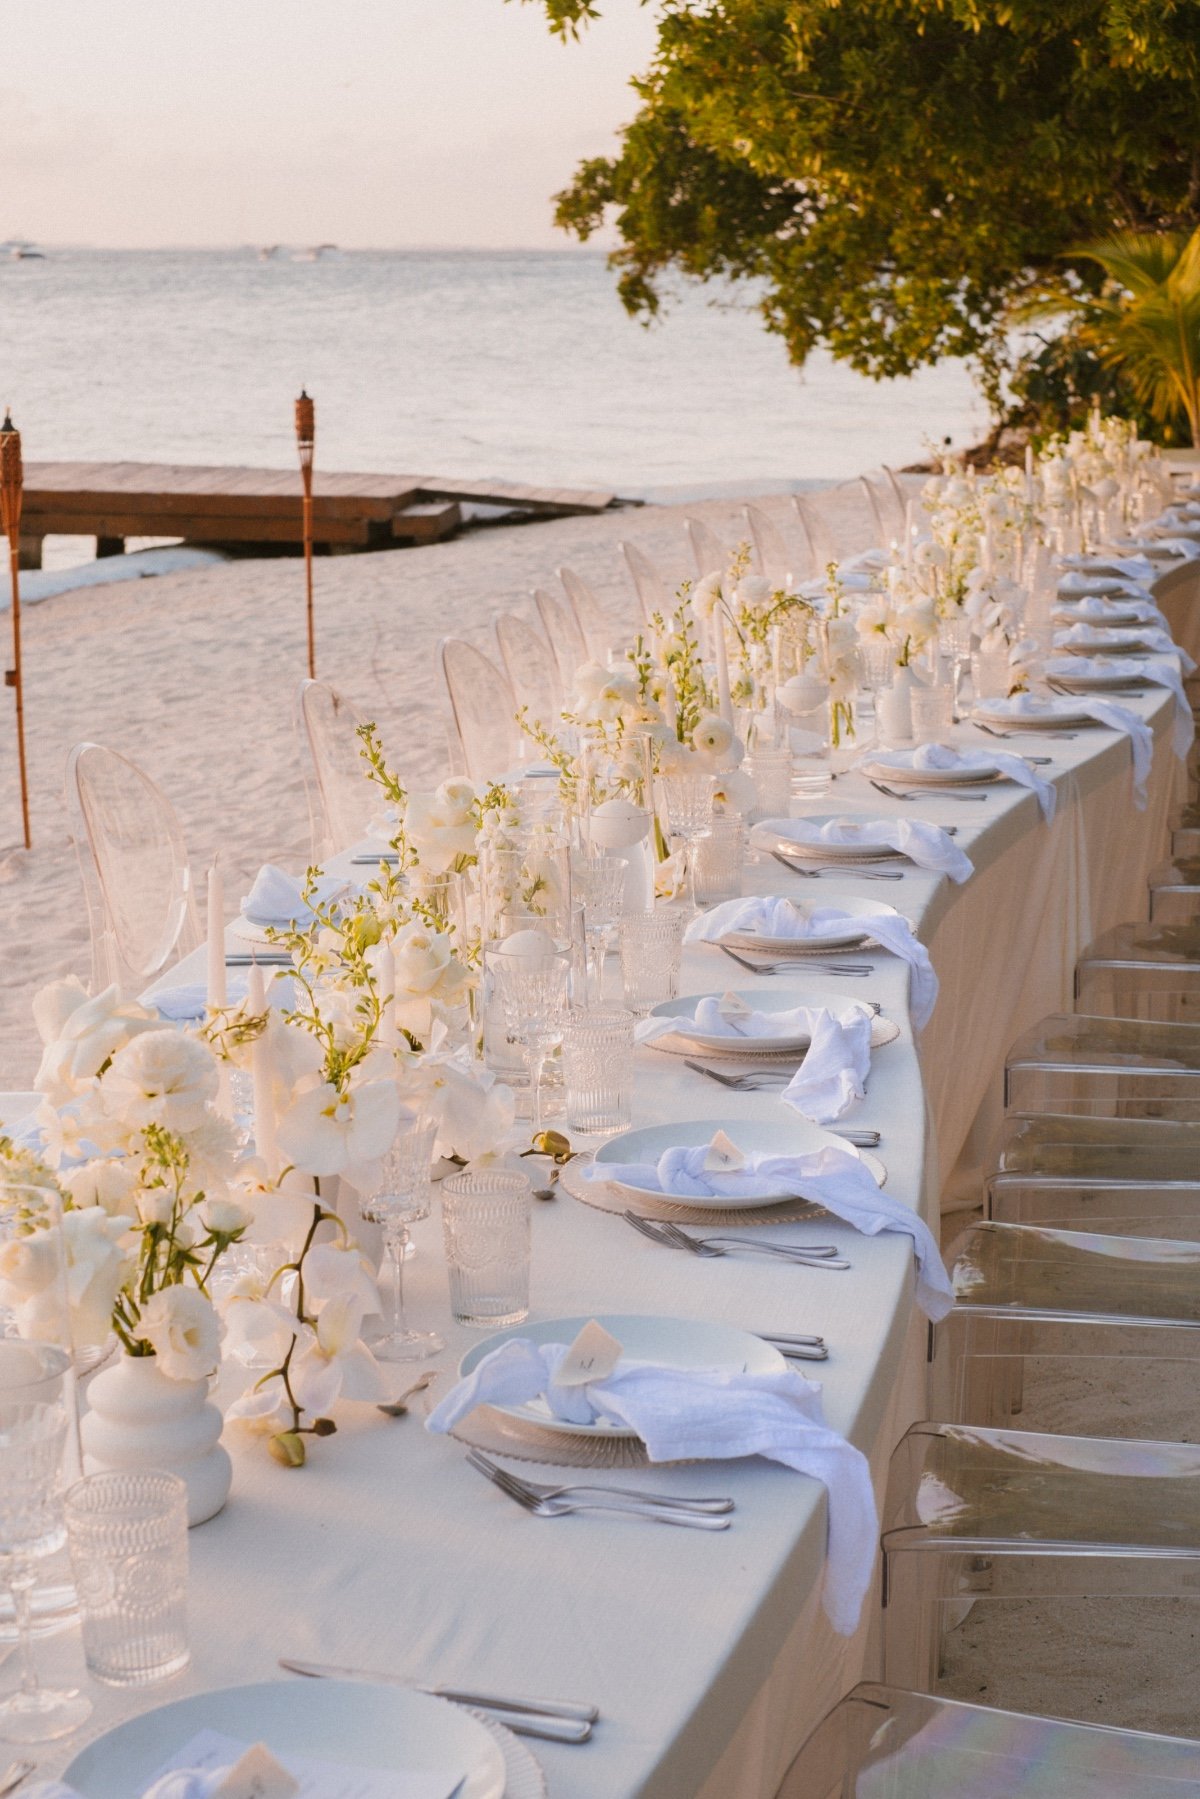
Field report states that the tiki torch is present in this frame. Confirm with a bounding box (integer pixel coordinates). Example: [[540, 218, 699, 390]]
[[295, 388, 316, 678], [0, 411, 30, 849]]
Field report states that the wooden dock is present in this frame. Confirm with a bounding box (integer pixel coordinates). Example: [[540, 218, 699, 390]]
[[13, 460, 621, 566]]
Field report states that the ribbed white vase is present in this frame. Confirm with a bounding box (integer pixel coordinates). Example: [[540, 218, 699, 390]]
[[80, 1353, 231, 1527]]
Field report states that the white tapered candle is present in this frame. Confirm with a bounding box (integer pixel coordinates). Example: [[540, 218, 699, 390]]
[[248, 963, 279, 1180], [206, 863, 225, 1012], [714, 609, 733, 724], [377, 941, 399, 1048]]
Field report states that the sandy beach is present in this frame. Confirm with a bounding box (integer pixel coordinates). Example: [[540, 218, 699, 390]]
[[0, 483, 872, 1088]]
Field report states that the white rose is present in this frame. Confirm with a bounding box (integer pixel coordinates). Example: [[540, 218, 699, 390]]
[[136, 1285, 220, 1381], [61, 1157, 138, 1218], [735, 575, 773, 611], [434, 777, 477, 824], [33, 978, 157, 1104], [404, 791, 477, 875], [392, 921, 467, 1000], [199, 1196, 252, 1238], [691, 572, 723, 621], [0, 1228, 62, 1303], [136, 1187, 176, 1228], [101, 1029, 218, 1135]]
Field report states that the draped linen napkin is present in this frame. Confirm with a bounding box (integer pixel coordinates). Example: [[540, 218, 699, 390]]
[[986, 693, 1155, 807], [28, 1777, 231, 1799], [686, 893, 939, 1029], [427, 1334, 880, 1635], [766, 815, 974, 884], [1057, 566, 1156, 596], [1046, 658, 1194, 758], [867, 743, 1056, 824], [1054, 622, 1194, 673], [240, 864, 350, 929], [149, 975, 251, 1022], [587, 1138, 954, 1320], [1051, 595, 1167, 629]]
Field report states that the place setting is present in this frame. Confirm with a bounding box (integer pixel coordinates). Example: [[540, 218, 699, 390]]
[[748, 813, 974, 885]]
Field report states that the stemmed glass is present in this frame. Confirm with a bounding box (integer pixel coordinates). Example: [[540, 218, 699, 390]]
[[571, 854, 626, 1004], [659, 770, 715, 917], [359, 1113, 443, 1363], [492, 945, 571, 1133], [0, 1341, 91, 1742], [937, 614, 973, 721]]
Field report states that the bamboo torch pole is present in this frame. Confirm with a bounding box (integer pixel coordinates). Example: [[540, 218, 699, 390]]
[[0, 412, 30, 848], [295, 388, 316, 678]]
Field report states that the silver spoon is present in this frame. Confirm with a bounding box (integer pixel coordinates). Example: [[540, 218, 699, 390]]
[[377, 1370, 439, 1418]]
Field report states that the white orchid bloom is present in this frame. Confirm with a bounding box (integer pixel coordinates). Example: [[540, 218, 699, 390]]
[[33, 977, 157, 1104], [302, 1242, 380, 1318], [289, 1295, 387, 1414], [277, 1072, 401, 1177], [424, 1054, 516, 1163]]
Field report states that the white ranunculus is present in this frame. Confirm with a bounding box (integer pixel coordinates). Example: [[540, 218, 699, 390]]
[[404, 788, 478, 874], [136, 1285, 221, 1381], [61, 1157, 138, 1218], [62, 1207, 136, 1348], [690, 714, 734, 760], [34, 978, 157, 1104], [277, 1074, 401, 1177], [101, 1029, 218, 1135]]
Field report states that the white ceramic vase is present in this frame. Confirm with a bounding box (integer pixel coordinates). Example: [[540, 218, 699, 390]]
[[877, 665, 915, 747], [80, 1353, 232, 1528]]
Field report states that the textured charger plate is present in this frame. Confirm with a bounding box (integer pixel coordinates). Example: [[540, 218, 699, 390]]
[[471, 1707, 547, 1799], [560, 1149, 889, 1221]]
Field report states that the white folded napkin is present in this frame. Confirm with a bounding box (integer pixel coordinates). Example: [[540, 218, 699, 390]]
[[1051, 595, 1166, 628], [986, 691, 1155, 803], [868, 743, 1056, 824], [768, 815, 974, 884], [427, 1333, 879, 1635], [240, 864, 350, 929], [1057, 565, 1155, 595], [1134, 534, 1200, 559], [686, 894, 940, 1029], [1054, 622, 1185, 664], [587, 1138, 953, 1319]]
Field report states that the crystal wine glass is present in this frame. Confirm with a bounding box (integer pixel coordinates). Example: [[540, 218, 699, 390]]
[[492, 945, 571, 1133], [359, 1114, 443, 1363], [659, 770, 715, 917], [571, 853, 626, 1004], [0, 1343, 91, 1742]]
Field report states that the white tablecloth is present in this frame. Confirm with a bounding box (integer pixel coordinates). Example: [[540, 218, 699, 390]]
[[27, 561, 1191, 1798]]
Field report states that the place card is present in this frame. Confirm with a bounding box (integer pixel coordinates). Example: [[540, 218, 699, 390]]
[[702, 1130, 746, 1173], [212, 1744, 299, 1798], [556, 1318, 624, 1387]]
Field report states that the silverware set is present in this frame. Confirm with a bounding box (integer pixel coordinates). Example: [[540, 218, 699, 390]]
[[758, 1329, 829, 1362], [680, 1062, 881, 1144], [868, 779, 988, 806], [224, 952, 294, 967], [973, 721, 1077, 742], [467, 1448, 734, 1532], [719, 944, 874, 978], [0, 1761, 33, 1797], [624, 1211, 850, 1269], [279, 1654, 598, 1743], [770, 851, 904, 882]]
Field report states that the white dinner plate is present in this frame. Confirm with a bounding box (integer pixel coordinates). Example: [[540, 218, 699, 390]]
[[1056, 633, 1156, 657], [460, 1313, 787, 1439], [720, 894, 903, 955], [646, 988, 900, 1057], [973, 697, 1095, 731], [229, 914, 295, 946], [859, 754, 1001, 787], [594, 1116, 884, 1210], [64, 1679, 506, 1799], [1051, 605, 1144, 628], [1047, 664, 1149, 692], [750, 816, 906, 863]]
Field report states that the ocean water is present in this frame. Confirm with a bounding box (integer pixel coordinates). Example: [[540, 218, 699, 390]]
[[0, 248, 987, 501]]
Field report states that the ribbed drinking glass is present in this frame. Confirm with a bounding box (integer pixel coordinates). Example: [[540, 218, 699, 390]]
[[619, 911, 685, 1016], [65, 1471, 189, 1688], [563, 1009, 636, 1133], [442, 1170, 532, 1327]]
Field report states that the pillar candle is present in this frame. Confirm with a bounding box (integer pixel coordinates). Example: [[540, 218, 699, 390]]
[[377, 941, 399, 1048], [206, 863, 225, 1012], [248, 963, 279, 1180], [903, 501, 915, 575]]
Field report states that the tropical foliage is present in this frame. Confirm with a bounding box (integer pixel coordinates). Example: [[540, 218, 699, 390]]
[[523, 0, 1200, 411]]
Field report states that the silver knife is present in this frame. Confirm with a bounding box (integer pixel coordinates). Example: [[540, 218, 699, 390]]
[[279, 1657, 598, 1738]]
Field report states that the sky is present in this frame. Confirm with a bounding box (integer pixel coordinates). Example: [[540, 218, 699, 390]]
[[0, 0, 660, 249]]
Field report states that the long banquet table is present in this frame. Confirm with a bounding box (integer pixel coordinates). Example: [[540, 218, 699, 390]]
[[29, 554, 1196, 1798]]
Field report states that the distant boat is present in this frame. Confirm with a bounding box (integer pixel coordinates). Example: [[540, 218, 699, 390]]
[[258, 244, 281, 261], [291, 243, 341, 262], [6, 241, 45, 260]]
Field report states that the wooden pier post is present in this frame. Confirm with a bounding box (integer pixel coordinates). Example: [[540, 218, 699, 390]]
[[295, 389, 316, 678], [0, 412, 31, 848]]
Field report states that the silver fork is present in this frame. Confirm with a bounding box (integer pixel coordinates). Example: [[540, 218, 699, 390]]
[[0, 1762, 34, 1798], [770, 851, 904, 882], [719, 944, 873, 977], [466, 1450, 734, 1513], [469, 1453, 732, 1529], [624, 1211, 850, 1268], [973, 721, 1077, 742], [869, 778, 988, 806]]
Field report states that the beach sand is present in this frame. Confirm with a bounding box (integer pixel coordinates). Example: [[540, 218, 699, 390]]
[[1, 476, 1195, 1739]]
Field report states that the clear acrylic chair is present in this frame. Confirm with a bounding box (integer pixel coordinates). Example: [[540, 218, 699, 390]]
[[295, 678, 379, 858], [881, 1420, 1200, 1695], [1005, 1014, 1200, 1121], [1076, 922, 1200, 1023], [533, 587, 588, 688], [932, 1219, 1200, 1435], [557, 565, 610, 661], [989, 1112, 1200, 1240], [621, 540, 671, 626], [1149, 859, 1200, 925], [883, 464, 911, 533], [65, 741, 201, 999], [684, 516, 730, 582], [857, 474, 888, 549], [742, 502, 795, 588], [793, 493, 838, 577], [776, 1680, 1200, 1798], [439, 637, 521, 783], [494, 613, 563, 731]]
